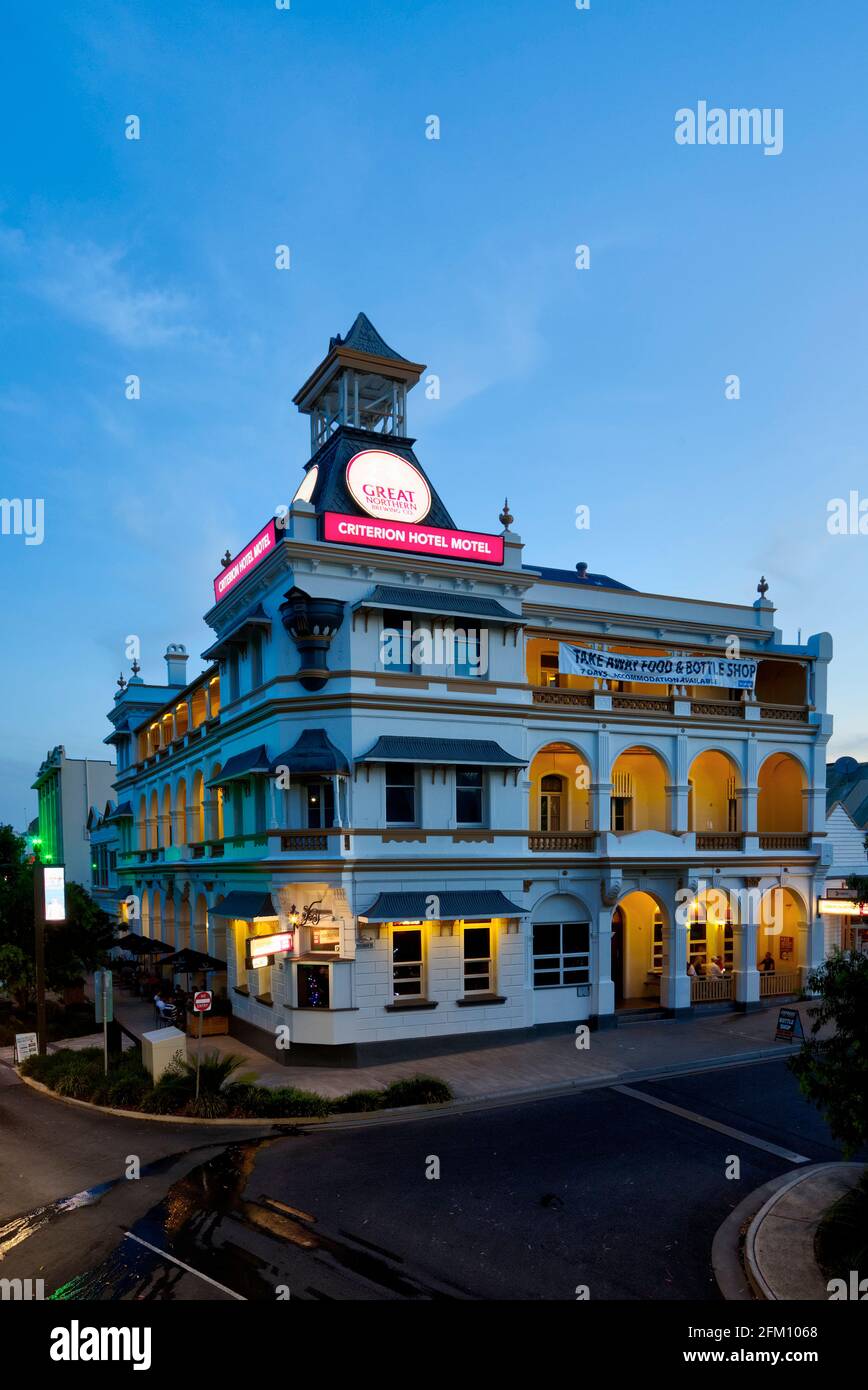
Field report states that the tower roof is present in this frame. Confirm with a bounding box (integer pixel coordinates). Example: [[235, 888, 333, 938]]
[[329, 312, 407, 363]]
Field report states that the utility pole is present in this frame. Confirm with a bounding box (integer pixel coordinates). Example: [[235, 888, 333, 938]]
[[33, 854, 47, 1057]]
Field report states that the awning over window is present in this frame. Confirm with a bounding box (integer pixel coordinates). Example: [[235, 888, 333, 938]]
[[106, 800, 133, 821], [355, 585, 522, 625], [358, 890, 526, 923], [209, 891, 278, 920], [201, 602, 271, 661], [270, 728, 350, 777], [206, 745, 272, 787], [358, 736, 526, 766]]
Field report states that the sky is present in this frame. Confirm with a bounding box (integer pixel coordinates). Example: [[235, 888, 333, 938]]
[[1, 0, 867, 829]]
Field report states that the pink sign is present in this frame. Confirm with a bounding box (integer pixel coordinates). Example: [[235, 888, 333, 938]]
[[213, 519, 277, 602], [323, 512, 504, 565]]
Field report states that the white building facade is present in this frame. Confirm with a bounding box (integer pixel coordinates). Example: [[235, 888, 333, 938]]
[[105, 315, 834, 1065]]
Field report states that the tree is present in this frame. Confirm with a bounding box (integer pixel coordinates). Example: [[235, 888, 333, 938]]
[[0, 824, 114, 1013], [789, 949, 868, 1157]]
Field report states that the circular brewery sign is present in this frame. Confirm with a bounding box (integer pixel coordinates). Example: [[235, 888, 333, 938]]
[[346, 449, 432, 523]]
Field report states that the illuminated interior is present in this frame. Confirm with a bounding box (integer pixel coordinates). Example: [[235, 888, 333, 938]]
[[609, 746, 668, 833], [529, 743, 591, 832], [757, 752, 807, 832]]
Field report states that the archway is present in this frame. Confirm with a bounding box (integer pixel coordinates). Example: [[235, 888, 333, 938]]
[[758, 885, 806, 992], [688, 750, 740, 833], [612, 890, 666, 1007], [193, 893, 208, 954], [161, 785, 173, 848], [141, 888, 151, 938], [174, 778, 187, 849], [530, 892, 593, 1025], [136, 795, 147, 852], [148, 789, 159, 850], [610, 747, 668, 832], [758, 753, 807, 833], [528, 742, 591, 834]]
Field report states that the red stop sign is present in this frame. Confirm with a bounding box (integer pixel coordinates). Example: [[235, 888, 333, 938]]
[[193, 991, 212, 1013]]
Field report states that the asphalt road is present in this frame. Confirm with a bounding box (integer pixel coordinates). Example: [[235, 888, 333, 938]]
[[1, 1056, 857, 1301]]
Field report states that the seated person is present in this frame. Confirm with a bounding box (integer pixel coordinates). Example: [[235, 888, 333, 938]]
[[709, 955, 725, 978], [760, 951, 776, 973]]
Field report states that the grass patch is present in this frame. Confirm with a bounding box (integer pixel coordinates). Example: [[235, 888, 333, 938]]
[[20, 1049, 453, 1117]]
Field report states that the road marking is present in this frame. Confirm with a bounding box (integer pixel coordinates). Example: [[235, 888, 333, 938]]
[[612, 1085, 811, 1164], [124, 1232, 246, 1299]]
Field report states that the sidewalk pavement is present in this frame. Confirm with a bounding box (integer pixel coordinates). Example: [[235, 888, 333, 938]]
[[100, 995, 823, 1102]]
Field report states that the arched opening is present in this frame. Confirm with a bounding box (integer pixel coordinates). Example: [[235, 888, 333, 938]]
[[164, 895, 175, 949], [529, 743, 591, 834], [682, 887, 736, 1000], [530, 892, 593, 1025], [178, 894, 191, 950], [148, 789, 159, 850], [612, 890, 666, 1008], [141, 888, 151, 938], [758, 886, 805, 992], [136, 795, 147, 851], [190, 686, 207, 728], [208, 764, 224, 840], [610, 747, 668, 833], [191, 771, 205, 844], [688, 750, 740, 833], [161, 784, 173, 848], [194, 893, 208, 954], [758, 753, 807, 833], [174, 778, 187, 849]]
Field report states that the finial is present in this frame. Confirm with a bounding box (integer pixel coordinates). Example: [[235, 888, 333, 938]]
[[221, 549, 232, 567], [131, 659, 141, 677], [757, 575, 769, 600], [117, 672, 127, 690], [499, 497, 514, 528]]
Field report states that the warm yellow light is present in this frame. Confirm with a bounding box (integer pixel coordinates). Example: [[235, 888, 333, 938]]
[[819, 898, 867, 916]]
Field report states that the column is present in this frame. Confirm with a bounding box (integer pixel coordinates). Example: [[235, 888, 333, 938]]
[[670, 733, 690, 833], [660, 887, 691, 1014], [204, 795, 220, 841], [592, 905, 616, 1023], [732, 880, 761, 1011], [799, 881, 826, 991]]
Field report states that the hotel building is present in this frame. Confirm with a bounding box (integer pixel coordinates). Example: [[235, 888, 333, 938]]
[[105, 315, 834, 1064]]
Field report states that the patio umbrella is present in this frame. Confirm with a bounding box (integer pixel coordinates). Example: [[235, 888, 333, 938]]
[[158, 948, 227, 972]]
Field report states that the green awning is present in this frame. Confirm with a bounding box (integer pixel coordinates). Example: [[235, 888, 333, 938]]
[[358, 890, 525, 923]]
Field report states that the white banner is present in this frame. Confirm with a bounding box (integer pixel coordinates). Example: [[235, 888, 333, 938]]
[[558, 643, 757, 690]]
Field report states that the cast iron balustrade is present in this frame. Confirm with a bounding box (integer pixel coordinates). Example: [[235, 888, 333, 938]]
[[528, 832, 597, 852], [758, 833, 811, 850]]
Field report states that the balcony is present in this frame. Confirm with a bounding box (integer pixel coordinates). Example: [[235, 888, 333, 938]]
[[695, 832, 744, 852], [528, 832, 597, 852], [758, 833, 811, 851], [531, 686, 593, 708], [530, 685, 811, 726]]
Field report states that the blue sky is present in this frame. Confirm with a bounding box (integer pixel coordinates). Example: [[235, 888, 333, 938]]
[[1, 0, 866, 828]]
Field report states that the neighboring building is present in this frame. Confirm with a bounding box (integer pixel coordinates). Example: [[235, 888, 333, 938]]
[[31, 746, 116, 887], [105, 313, 835, 1065], [86, 802, 123, 922], [825, 756, 868, 831], [821, 789, 868, 957]]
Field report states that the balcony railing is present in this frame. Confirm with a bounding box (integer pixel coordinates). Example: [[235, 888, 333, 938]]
[[281, 832, 329, 852], [690, 700, 744, 720], [695, 832, 744, 851], [611, 692, 673, 713], [531, 686, 594, 708], [528, 832, 597, 852], [760, 703, 810, 724], [759, 970, 801, 997], [758, 833, 811, 850], [691, 975, 733, 1002]]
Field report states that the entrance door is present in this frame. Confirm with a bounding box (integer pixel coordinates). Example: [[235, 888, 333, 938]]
[[611, 907, 625, 1005]]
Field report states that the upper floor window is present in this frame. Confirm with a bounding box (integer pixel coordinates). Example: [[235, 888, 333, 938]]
[[450, 629, 485, 679], [456, 767, 484, 825], [539, 652, 559, 687], [307, 780, 335, 829], [386, 764, 416, 824], [250, 632, 264, 689], [381, 610, 415, 673]]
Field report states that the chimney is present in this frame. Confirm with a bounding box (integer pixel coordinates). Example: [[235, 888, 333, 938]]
[[164, 643, 189, 686]]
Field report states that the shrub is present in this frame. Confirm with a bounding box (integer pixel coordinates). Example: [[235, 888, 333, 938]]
[[332, 1089, 384, 1113], [266, 1086, 333, 1118], [185, 1093, 230, 1119], [141, 1085, 186, 1114], [380, 1075, 453, 1108]]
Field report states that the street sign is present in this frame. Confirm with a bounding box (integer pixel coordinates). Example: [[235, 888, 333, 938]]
[[193, 991, 212, 1013], [14, 1032, 38, 1065], [93, 969, 113, 1024], [42, 865, 66, 922], [775, 1006, 805, 1042]]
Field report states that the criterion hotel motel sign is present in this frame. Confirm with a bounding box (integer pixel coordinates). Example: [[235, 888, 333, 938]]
[[213, 448, 504, 601]]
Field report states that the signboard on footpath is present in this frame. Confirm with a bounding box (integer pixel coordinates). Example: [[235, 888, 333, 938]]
[[14, 1032, 38, 1065], [775, 1006, 805, 1042]]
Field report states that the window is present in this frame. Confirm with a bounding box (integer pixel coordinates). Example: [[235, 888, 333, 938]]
[[652, 913, 663, 972], [306, 780, 335, 829], [456, 767, 484, 825], [253, 778, 267, 834], [540, 774, 564, 832], [297, 962, 330, 1008], [451, 629, 484, 679], [386, 764, 416, 824], [382, 609, 414, 673], [540, 651, 559, 687], [392, 927, 424, 998], [250, 632, 263, 688], [463, 924, 493, 994], [533, 921, 590, 987], [227, 652, 239, 703], [723, 921, 734, 970], [611, 797, 630, 832], [688, 910, 707, 968]]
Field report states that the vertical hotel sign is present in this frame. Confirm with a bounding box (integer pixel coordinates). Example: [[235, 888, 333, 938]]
[[214, 519, 277, 602]]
